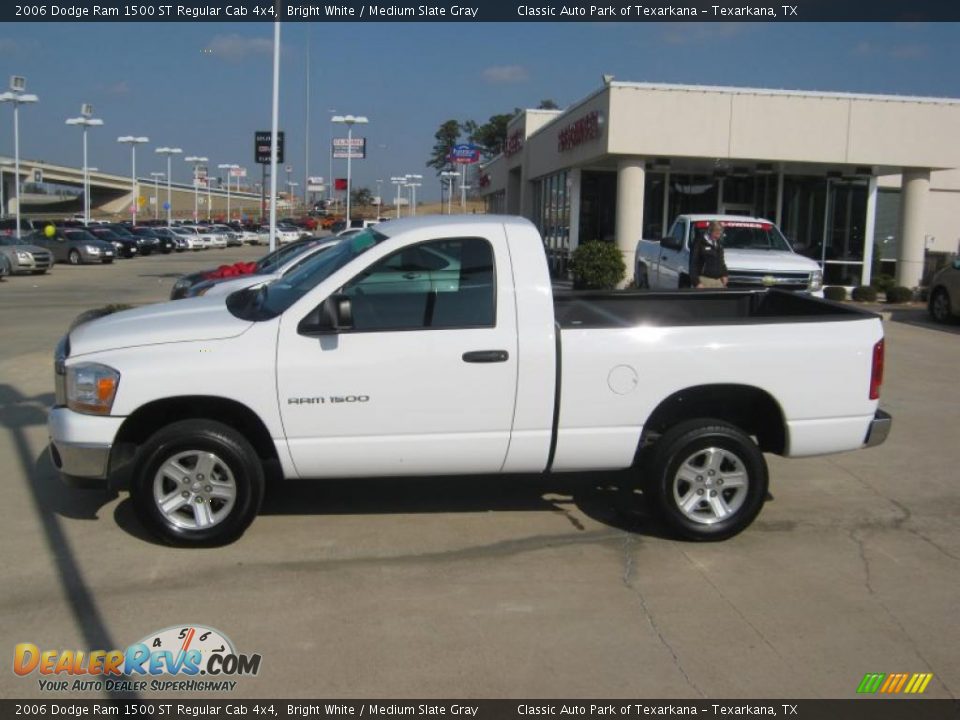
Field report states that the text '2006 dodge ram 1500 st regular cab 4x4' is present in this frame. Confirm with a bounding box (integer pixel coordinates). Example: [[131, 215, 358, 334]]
[[48, 215, 891, 546]]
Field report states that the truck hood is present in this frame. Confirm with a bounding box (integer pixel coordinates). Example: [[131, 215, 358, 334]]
[[724, 249, 820, 273], [204, 272, 279, 298], [69, 298, 253, 357]]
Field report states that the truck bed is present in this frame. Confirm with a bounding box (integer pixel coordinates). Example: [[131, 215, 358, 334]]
[[553, 289, 873, 328]]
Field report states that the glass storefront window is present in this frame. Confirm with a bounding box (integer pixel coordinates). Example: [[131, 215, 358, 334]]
[[669, 175, 718, 219]]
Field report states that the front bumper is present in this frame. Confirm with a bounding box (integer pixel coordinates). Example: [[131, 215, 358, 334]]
[[48, 406, 124, 484], [864, 409, 892, 448]]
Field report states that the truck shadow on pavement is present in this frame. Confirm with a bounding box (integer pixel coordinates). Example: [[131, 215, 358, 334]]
[[108, 469, 672, 546], [887, 307, 960, 335]]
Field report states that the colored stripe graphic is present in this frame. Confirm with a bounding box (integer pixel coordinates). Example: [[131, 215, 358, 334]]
[[857, 672, 933, 694], [857, 673, 885, 693]]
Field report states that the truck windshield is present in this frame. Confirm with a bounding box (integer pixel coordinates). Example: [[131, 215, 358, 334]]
[[707, 222, 793, 252], [227, 229, 388, 321]]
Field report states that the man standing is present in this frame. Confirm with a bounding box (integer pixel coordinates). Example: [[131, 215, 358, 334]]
[[690, 220, 729, 289]]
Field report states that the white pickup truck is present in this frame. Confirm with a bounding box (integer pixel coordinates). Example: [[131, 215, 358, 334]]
[[48, 215, 890, 546], [635, 214, 824, 293]]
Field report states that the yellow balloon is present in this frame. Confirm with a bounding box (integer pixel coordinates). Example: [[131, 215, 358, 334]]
[[44, 224, 56, 238]]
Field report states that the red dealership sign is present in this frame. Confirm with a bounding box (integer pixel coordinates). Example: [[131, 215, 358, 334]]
[[558, 111, 602, 152], [334, 178, 348, 191], [504, 130, 524, 158]]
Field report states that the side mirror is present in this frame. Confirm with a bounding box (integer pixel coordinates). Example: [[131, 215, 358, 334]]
[[660, 236, 679, 251], [953, 258, 960, 271], [297, 295, 353, 337]]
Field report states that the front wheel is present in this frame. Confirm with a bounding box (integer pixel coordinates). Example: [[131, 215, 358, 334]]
[[131, 419, 265, 546], [68, 249, 82, 265], [647, 419, 768, 541]]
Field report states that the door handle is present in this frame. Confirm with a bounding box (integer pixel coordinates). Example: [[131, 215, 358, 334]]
[[403, 272, 421, 280], [462, 350, 509, 363]]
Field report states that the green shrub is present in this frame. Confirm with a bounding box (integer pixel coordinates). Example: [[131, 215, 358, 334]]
[[885, 286, 914, 304], [870, 273, 896, 293], [823, 286, 847, 302], [569, 240, 626, 290], [851, 286, 878, 302]]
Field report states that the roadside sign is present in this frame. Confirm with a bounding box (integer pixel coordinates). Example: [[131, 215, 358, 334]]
[[32, 168, 43, 184], [332, 137, 366, 159], [449, 144, 481, 164], [163, 201, 170, 210], [255, 131, 285, 164], [230, 167, 247, 178], [137, 195, 146, 207]]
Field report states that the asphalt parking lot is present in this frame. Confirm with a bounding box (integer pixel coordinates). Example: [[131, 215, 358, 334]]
[[1, 246, 958, 700]]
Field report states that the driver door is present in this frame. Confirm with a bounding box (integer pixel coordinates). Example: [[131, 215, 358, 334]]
[[276, 233, 519, 479]]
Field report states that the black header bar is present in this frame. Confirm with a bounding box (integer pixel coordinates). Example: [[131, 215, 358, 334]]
[[6, 0, 960, 22], [3, 700, 960, 720]]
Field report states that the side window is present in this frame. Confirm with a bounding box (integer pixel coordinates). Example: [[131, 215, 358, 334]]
[[673, 221, 686, 249], [341, 237, 495, 332]]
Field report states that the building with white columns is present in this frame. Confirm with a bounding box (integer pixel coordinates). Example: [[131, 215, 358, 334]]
[[478, 81, 960, 288]]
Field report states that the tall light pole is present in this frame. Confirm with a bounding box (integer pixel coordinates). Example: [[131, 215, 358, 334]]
[[391, 176, 405, 219], [184, 156, 208, 223], [441, 171, 458, 215], [331, 114, 368, 225], [268, 18, 281, 252], [405, 174, 422, 217], [375, 178, 383, 218], [327, 108, 337, 206], [65, 105, 103, 225], [117, 135, 148, 226], [155, 147, 181, 225], [218, 163, 239, 222], [0, 77, 39, 236], [150, 172, 164, 220]]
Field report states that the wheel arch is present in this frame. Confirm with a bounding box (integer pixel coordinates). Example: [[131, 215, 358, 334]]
[[639, 384, 787, 456], [110, 396, 279, 483]]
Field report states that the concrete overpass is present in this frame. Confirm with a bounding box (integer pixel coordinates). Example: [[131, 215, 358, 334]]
[[0, 156, 281, 222]]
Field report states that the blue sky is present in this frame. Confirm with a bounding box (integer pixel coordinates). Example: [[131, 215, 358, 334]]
[[1, 21, 959, 201]]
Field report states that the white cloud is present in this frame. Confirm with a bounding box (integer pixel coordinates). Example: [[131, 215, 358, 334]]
[[106, 81, 130, 95], [481, 65, 530, 84], [851, 40, 930, 60], [661, 23, 747, 45], [0, 38, 39, 55], [207, 34, 273, 62]]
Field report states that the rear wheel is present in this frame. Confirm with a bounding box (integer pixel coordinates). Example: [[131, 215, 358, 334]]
[[131, 419, 265, 546], [929, 287, 952, 323], [647, 419, 768, 541], [635, 264, 649, 289], [68, 249, 82, 265]]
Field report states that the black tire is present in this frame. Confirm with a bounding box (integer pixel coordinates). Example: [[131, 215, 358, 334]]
[[646, 418, 768, 541], [928, 287, 952, 323], [102, 258, 114, 264], [68, 249, 82, 265], [635, 264, 649, 289], [131, 419, 265, 547]]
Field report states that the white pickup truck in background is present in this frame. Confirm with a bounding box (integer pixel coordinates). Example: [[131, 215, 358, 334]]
[[635, 215, 824, 293], [49, 215, 888, 547]]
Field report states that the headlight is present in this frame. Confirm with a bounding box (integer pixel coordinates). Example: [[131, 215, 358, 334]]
[[84, 245, 101, 254], [173, 278, 189, 290], [66, 362, 120, 415], [16, 251, 32, 262], [810, 269, 823, 292]]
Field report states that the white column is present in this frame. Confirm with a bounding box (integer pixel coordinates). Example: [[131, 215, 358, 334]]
[[860, 176, 878, 286], [615, 159, 645, 288], [896, 169, 930, 288]]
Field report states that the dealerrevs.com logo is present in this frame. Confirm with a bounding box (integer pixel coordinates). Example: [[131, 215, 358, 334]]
[[14, 624, 262, 693]]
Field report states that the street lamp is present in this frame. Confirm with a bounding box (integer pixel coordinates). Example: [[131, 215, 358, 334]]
[[0, 77, 39, 237], [405, 174, 422, 217], [390, 176, 405, 219], [327, 109, 337, 205], [218, 163, 239, 222], [375, 178, 383, 218], [155, 147, 181, 225], [117, 136, 149, 226], [149, 172, 164, 220], [331, 114, 368, 224], [65, 104, 103, 225], [184, 155, 208, 223], [441, 171, 459, 215]]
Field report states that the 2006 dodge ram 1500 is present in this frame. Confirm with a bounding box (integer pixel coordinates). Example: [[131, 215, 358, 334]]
[[48, 215, 891, 546]]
